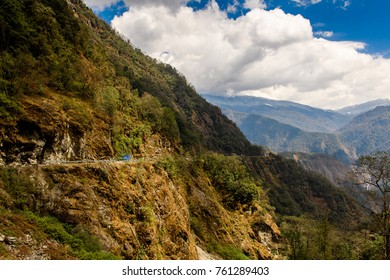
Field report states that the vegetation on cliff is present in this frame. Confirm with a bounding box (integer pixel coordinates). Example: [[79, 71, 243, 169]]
[[0, 0, 383, 259]]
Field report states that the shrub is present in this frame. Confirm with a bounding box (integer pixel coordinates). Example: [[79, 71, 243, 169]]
[[207, 242, 250, 260], [24, 212, 120, 260], [0, 168, 38, 210], [0, 91, 21, 121], [201, 153, 261, 208]]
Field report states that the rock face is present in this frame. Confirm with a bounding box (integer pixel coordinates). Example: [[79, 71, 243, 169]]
[[0, 162, 282, 260], [2, 0, 360, 261], [0, 97, 114, 166]]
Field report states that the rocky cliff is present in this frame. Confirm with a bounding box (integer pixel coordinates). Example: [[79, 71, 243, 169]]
[[0, 0, 282, 259], [0, 157, 282, 259], [0, 0, 363, 260]]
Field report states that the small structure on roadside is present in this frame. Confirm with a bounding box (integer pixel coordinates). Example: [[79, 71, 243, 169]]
[[122, 155, 131, 161]]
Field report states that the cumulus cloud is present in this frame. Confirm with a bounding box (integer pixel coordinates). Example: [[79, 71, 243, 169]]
[[109, 1, 390, 109]]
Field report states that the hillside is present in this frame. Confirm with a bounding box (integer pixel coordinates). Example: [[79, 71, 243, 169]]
[[0, 0, 369, 260], [339, 105, 390, 155], [0, 0, 259, 166], [280, 152, 351, 184], [224, 111, 355, 163]]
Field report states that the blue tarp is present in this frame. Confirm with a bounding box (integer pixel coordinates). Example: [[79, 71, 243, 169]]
[[122, 155, 131, 161]]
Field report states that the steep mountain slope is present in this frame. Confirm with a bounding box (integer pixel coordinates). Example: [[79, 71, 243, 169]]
[[280, 152, 351, 184], [0, 0, 366, 260], [0, 0, 277, 260], [339, 105, 390, 155], [203, 94, 350, 133], [0, 0, 259, 166], [225, 111, 355, 163]]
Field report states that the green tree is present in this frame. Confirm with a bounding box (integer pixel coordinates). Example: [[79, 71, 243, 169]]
[[201, 153, 260, 208], [350, 152, 390, 259]]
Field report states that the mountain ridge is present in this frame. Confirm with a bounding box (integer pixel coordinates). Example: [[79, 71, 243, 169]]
[[203, 94, 350, 133], [204, 94, 390, 162], [336, 99, 390, 115]]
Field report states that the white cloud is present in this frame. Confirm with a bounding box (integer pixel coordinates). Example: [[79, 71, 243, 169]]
[[342, 0, 351, 10], [227, 0, 240, 13], [84, 0, 192, 12], [332, 0, 351, 10], [110, 1, 390, 109], [243, 0, 267, 10], [291, 0, 322, 7], [314, 30, 334, 38], [127, 0, 189, 11], [84, 0, 120, 11]]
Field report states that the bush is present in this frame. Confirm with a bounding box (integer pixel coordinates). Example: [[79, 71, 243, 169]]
[[0, 168, 38, 210], [207, 242, 250, 260], [0, 92, 19, 121], [201, 153, 261, 208], [101, 86, 120, 117], [62, 98, 93, 130], [113, 124, 151, 156], [155, 155, 181, 178], [25, 212, 120, 260]]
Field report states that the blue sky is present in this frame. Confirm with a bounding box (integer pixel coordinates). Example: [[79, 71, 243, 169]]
[[94, 0, 390, 57], [85, 0, 390, 109], [268, 0, 390, 56]]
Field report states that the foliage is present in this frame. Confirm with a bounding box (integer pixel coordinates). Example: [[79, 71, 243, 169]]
[[200, 153, 261, 208], [347, 151, 390, 259], [155, 155, 181, 178], [113, 124, 151, 156], [100, 86, 120, 117], [207, 242, 250, 260], [0, 91, 21, 121], [62, 98, 93, 130], [252, 154, 359, 223], [25, 212, 120, 260], [281, 215, 359, 260], [0, 167, 38, 210], [137, 206, 155, 224], [160, 108, 180, 142]]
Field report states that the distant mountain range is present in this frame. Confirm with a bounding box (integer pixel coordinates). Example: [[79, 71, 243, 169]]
[[203, 94, 390, 162], [336, 99, 390, 115], [204, 95, 350, 133]]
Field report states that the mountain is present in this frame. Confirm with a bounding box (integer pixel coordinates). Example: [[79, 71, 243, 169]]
[[203, 94, 351, 133], [236, 113, 355, 163], [204, 95, 356, 162], [337, 99, 390, 115], [204, 94, 390, 162], [0, 0, 368, 260], [339, 105, 390, 155]]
